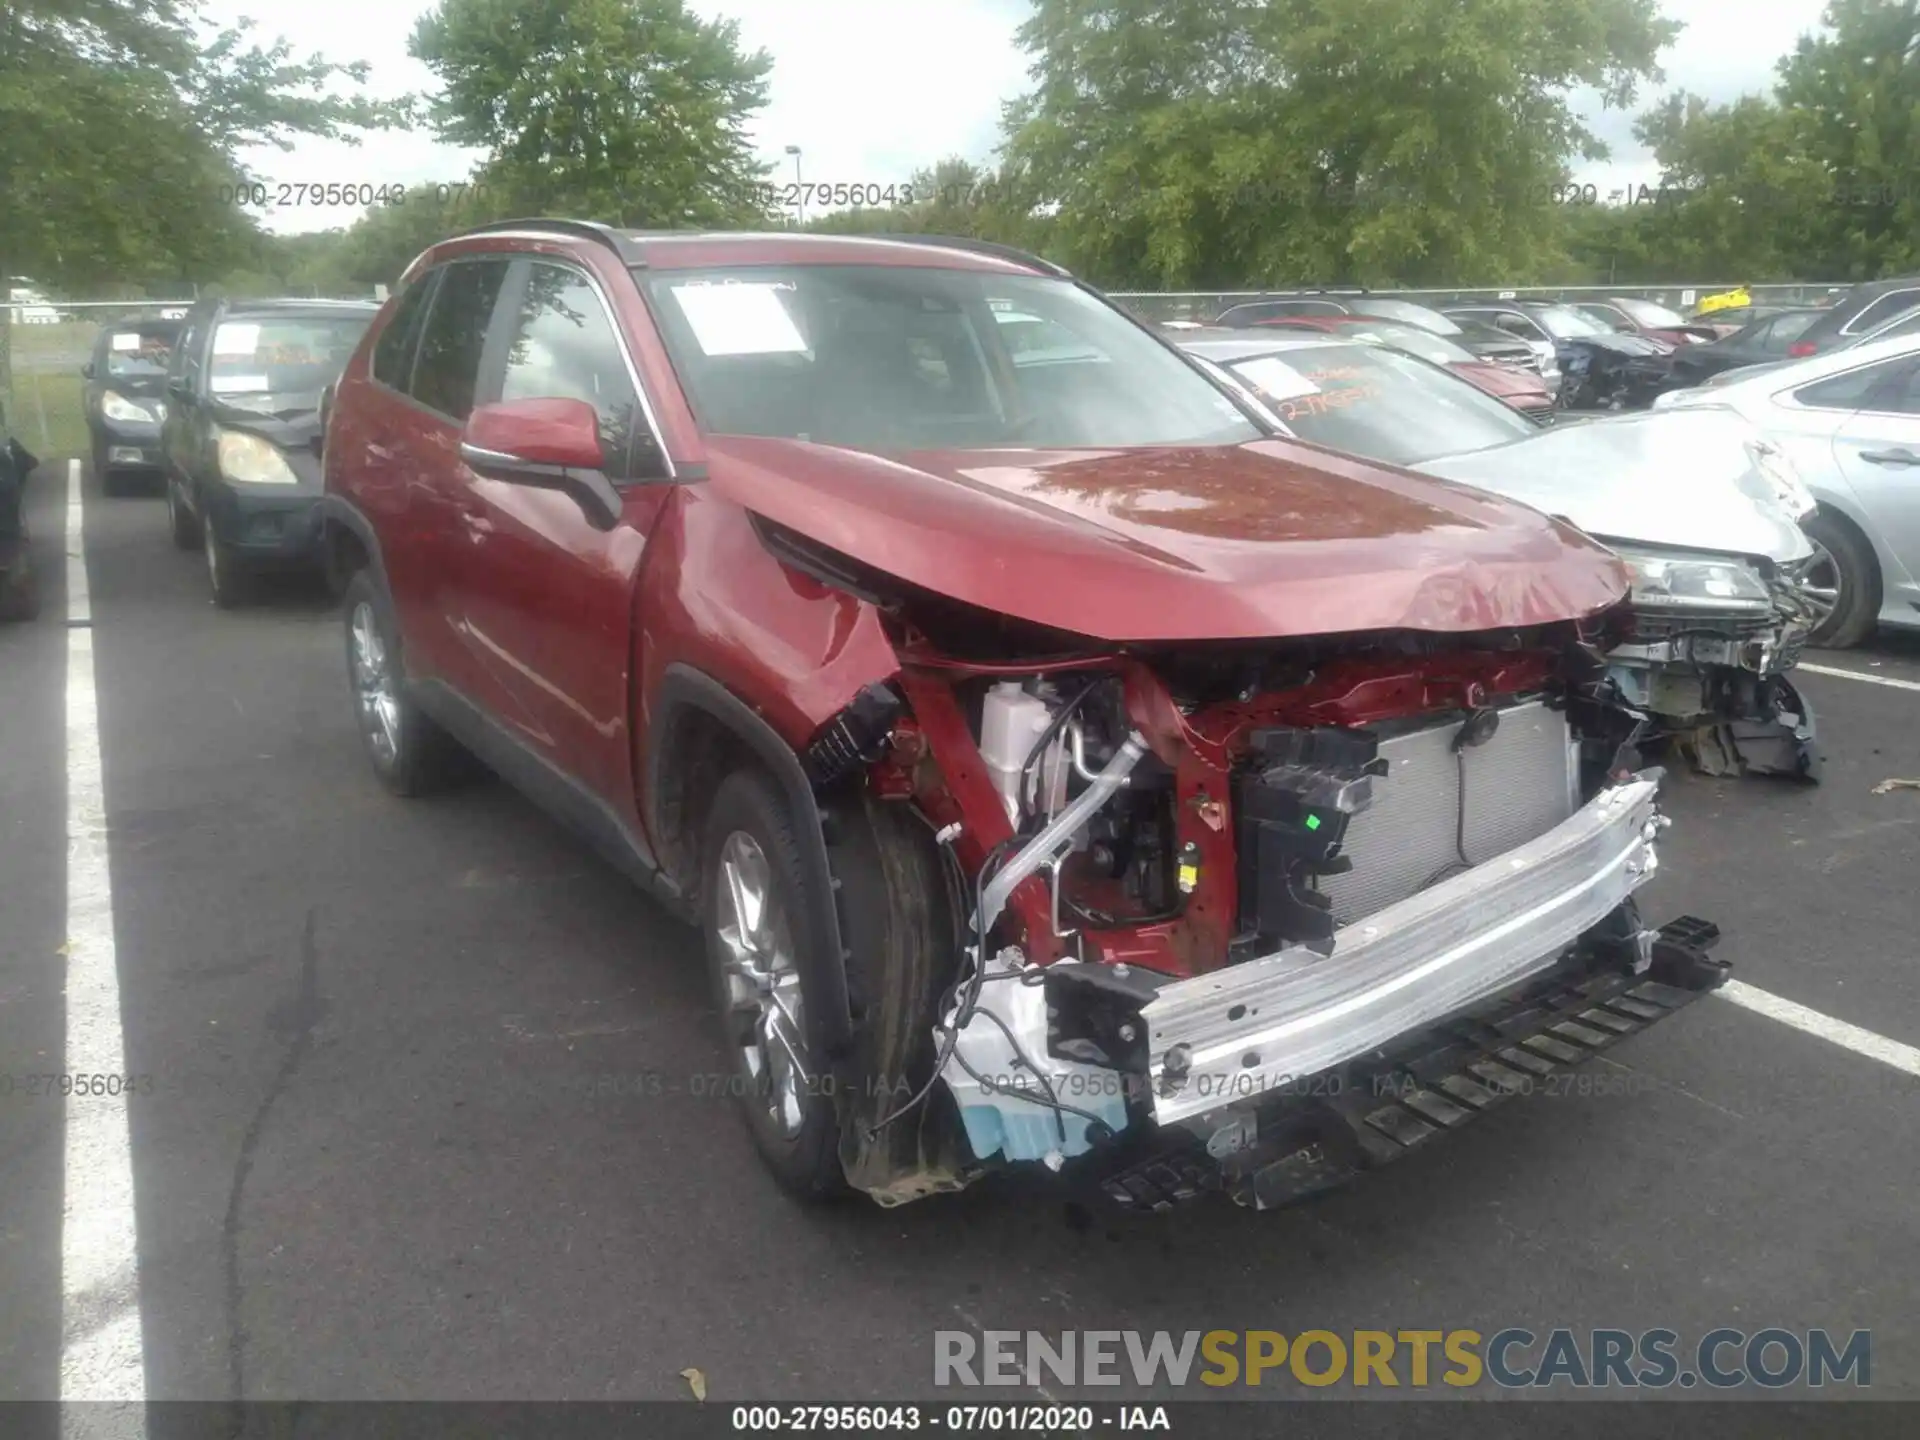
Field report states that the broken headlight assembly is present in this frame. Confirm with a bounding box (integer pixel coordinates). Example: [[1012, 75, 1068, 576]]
[[1615, 548, 1773, 615]]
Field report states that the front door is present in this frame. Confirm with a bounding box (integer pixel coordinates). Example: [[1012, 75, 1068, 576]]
[[450, 257, 677, 812]]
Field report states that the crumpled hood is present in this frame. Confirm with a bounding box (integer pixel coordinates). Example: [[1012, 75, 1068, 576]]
[[1410, 407, 1814, 565], [702, 435, 1629, 642]]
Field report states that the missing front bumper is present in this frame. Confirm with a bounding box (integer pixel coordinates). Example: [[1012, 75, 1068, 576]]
[[1140, 773, 1665, 1128], [1102, 917, 1729, 1211]]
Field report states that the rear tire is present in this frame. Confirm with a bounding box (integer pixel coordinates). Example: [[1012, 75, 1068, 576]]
[[341, 569, 469, 796], [1802, 508, 1878, 649]]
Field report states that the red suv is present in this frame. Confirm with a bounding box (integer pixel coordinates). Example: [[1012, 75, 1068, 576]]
[[319, 221, 1728, 1211]]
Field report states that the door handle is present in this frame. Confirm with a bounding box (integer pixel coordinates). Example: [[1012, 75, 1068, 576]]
[[1858, 448, 1920, 466]]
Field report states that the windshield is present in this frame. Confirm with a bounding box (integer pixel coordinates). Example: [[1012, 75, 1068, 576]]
[[1615, 297, 1688, 327], [101, 324, 180, 379], [1451, 316, 1535, 350], [1531, 305, 1611, 339], [209, 315, 371, 404], [1332, 319, 1475, 366], [1218, 342, 1536, 466], [642, 266, 1261, 449], [1347, 297, 1462, 335]]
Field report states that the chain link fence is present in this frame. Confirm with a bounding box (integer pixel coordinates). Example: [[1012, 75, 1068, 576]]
[[1107, 283, 1851, 324]]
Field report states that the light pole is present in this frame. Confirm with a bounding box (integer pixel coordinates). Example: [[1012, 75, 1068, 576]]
[[785, 145, 804, 228]]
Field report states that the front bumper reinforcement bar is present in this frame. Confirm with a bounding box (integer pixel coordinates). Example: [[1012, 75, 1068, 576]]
[[1141, 773, 1666, 1127]]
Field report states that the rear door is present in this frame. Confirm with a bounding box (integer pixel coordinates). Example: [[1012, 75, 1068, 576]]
[[368, 258, 513, 691], [1827, 359, 1920, 605], [450, 255, 676, 807], [159, 308, 216, 502]]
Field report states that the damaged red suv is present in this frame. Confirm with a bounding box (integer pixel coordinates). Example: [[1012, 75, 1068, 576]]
[[318, 222, 1729, 1211]]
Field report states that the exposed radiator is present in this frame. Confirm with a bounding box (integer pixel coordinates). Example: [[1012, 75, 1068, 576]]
[[1318, 700, 1580, 927]]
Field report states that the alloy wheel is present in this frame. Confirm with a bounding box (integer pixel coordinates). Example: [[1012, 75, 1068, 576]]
[[1801, 539, 1843, 634], [713, 830, 811, 1139], [349, 600, 401, 767]]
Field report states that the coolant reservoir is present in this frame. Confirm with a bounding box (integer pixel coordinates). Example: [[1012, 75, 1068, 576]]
[[979, 682, 1056, 825]]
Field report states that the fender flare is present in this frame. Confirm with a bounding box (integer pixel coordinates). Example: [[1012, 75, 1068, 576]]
[[649, 663, 855, 1051], [313, 494, 392, 599]]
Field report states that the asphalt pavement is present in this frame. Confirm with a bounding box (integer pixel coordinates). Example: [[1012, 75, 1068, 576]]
[[2, 459, 1917, 1409]]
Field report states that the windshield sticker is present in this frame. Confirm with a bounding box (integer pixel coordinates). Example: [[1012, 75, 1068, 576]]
[[671, 283, 809, 356], [110, 332, 141, 351], [209, 373, 270, 393], [1278, 384, 1382, 421], [214, 323, 260, 356], [1232, 356, 1321, 401]]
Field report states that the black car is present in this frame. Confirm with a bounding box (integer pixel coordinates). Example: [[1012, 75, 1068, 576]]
[[159, 297, 377, 607], [0, 399, 40, 621], [1780, 274, 1920, 358], [1664, 308, 1824, 385], [83, 316, 182, 495]]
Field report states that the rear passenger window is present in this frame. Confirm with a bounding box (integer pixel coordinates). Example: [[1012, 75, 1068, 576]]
[[1792, 359, 1905, 411], [1846, 290, 1920, 333], [410, 260, 510, 420], [371, 274, 438, 391], [498, 262, 661, 478]]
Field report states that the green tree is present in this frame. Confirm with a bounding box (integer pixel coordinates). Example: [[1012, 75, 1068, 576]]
[[410, 0, 775, 228], [1773, 0, 1920, 277], [0, 1, 409, 414], [998, 0, 1677, 289]]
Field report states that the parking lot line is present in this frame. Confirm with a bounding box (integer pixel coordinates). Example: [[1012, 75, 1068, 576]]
[[60, 458, 149, 1428], [1797, 661, 1920, 694], [1719, 978, 1920, 1077]]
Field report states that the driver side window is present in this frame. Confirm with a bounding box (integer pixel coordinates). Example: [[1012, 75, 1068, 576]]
[[498, 262, 662, 480]]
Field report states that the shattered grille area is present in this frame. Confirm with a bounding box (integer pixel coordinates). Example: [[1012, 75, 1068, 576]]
[[1317, 700, 1580, 926]]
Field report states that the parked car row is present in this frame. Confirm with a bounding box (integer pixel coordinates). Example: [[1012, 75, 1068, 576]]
[[1207, 277, 1920, 416]]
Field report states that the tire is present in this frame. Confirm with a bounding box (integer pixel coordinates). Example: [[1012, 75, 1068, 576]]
[[340, 568, 469, 796], [702, 767, 849, 1199], [0, 556, 37, 622], [1802, 507, 1879, 649], [93, 441, 122, 499], [699, 768, 958, 1203], [203, 525, 250, 609], [166, 479, 201, 550]]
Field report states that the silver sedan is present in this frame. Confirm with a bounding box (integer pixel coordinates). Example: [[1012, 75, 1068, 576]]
[[1657, 333, 1920, 647]]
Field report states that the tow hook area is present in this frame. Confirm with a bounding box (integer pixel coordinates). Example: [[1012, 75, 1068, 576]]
[[1098, 916, 1729, 1213]]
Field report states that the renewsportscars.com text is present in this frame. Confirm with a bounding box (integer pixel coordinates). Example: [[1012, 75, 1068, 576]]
[[933, 1328, 1871, 1390]]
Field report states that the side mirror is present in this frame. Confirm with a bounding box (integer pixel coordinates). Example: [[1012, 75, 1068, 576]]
[[167, 379, 192, 402], [81, 361, 95, 380], [461, 398, 620, 531]]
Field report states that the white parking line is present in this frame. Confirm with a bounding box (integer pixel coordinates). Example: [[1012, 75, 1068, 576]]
[[60, 458, 149, 1431], [1797, 661, 1920, 694], [1719, 979, 1920, 1077]]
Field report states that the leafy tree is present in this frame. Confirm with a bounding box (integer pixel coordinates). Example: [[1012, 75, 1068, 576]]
[[410, 0, 775, 228], [998, 0, 1677, 289], [1773, 0, 1920, 277], [0, 1, 409, 415]]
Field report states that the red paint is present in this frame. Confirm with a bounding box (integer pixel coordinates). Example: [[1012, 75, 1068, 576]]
[[466, 398, 604, 469], [329, 224, 1624, 979]]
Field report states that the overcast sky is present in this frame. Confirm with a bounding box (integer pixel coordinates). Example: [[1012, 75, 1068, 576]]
[[205, 0, 1835, 235]]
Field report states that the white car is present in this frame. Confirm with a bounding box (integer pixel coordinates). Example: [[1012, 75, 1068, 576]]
[[8, 286, 60, 325], [1657, 332, 1920, 647]]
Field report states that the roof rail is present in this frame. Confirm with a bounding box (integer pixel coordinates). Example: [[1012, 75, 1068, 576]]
[[452, 218, 645, 265], [863, 233, 1072, 279]]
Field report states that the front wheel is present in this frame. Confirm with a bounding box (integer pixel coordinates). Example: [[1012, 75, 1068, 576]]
[[1801, 509, 1879, 649], [204, 526, 249, 608], [340, 569, 469, 796], [166, 479, 201, 550], [701, 768, 846, 1199]]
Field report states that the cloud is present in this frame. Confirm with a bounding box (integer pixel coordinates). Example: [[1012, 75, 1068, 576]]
[[211, 0, 1834, 236]]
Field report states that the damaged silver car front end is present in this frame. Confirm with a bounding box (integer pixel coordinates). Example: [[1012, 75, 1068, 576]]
[[1414, 409, 1826, 781]]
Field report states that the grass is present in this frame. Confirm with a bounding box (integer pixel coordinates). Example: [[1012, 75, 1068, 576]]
[[7, 322, 97, 458]]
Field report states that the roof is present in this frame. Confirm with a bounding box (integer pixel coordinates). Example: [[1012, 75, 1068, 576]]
[[442, 219, 1069, 277]]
